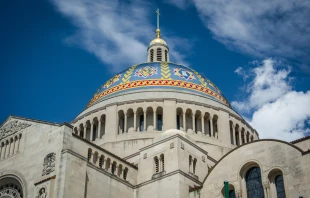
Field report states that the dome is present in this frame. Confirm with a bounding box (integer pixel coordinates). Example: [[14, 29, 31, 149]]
[[86, 62, 230, 108], [150, 38, 167, 46]]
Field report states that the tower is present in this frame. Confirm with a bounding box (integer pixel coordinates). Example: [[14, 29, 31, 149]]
[[147, 9, 169, 62]]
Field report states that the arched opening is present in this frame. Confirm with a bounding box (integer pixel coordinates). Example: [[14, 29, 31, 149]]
[[99, 155, 104, 168], [203, 112, 211, 136], [118, 110, 125, 134], [212, 115, 219, 138], [0, 176, 24, 198], [235, 125, 240, 146], [87, 148, 92, 162], [176, 107, 183, 130], [221, 184, 236, 198], [127, 108, 134, 132], [156, 106, 163, 131], [241, 128, 245, 144], [251, 135, 254, 142], [99, 114, 106, 138], [111, 161, 117, 174], [146, 107, 154, 131], [154, 156, 159, 173], [165, 50, 168, 62], [150, 49, 154, 62], [123, 167, 129, 180], [157, 48, 162, 61], [92, 118, 99, 141], [230, 121, 234, 145], [268, 169, 286, 198], [245, 167, 264, 198], [193, 158, 197, 174], [74, 127, 78, 135], [85, 120, 91, 141], [160, 154, 164, 172], [246, 131, 250, 143], [136, 107, 144, 132]]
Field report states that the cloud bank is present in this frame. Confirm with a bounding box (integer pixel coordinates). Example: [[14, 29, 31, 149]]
[[168, 0, 310, 71], [51, 0, 190, 72], [232, 59, 310, 141]]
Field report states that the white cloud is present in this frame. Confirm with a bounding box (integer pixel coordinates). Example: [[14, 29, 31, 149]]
[[164, 0, 191, 10], [232, 59, 310, 141], [169, 0, 310, 71], [51, 0, 191, 72]]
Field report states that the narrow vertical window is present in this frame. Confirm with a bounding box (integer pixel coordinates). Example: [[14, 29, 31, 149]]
[[157, 48, 162, 61], [193, 158, 197, 174], [87, 148, 92, 162], [123, 168, 128, 180], [139, 115, 144, 132], [154, 157, 159, 173], [165, 50, 168, 61], [160, 154, 164, 171], [275, 175, 286, 198], [157, 114, 162, 131], [246, 167, 264, 198], [176, 115, 180, 130], [150, 49, 154, 62]]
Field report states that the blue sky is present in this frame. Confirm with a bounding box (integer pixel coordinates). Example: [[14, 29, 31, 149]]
[[1, 0, 309, 141]]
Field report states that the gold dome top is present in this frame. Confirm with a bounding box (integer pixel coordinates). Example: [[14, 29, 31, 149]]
[[149, 29, 167, 46]]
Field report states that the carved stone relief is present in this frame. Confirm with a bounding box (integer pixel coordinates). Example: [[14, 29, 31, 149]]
[[42, 153, 56, 176], [0, 120, 31, 139], [35, 181, 50, 198]]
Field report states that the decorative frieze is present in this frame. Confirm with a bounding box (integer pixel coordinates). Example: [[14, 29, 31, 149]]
[[42, 153, 56, 176], [0, 120, 31, 139]]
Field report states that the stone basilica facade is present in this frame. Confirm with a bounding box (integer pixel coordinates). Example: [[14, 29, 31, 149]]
[[0, 25, 310, 198]]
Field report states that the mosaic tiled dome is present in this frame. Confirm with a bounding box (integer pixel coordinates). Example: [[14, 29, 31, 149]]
[[87, 62, 230, 108]]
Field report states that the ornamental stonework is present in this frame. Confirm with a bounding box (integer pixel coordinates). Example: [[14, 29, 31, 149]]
[[42, 153, 56, 176], [0, 120, 31, 139]]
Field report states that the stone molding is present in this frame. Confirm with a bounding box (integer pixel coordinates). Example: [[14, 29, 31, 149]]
[[0, 120, 31, 139]]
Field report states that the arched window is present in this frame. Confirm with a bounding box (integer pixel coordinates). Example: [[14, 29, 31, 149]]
[[139, 115, 144, 132], [251, 135, 254, 142], [87, 148, 92, 162], [99, 155, 104, 168], [157, 114, 163, 131], [123, 167, 129, 180], [160, 154, 164, 171], [105, 158, 111, 170], [193, 158, 197, 174], [246, 167, 264, 198], [189, 155, 192, 172], [150, 49, 154, 62], [165, 50, 168, 61], [176, 115, 180, 130], [229, 190, 236, 198], [111, 161, 117, 174], [154, 156, 159, 173], [0, 176, 24, 198], [275, 175, 286, 198], [157, 48, 162, 61]]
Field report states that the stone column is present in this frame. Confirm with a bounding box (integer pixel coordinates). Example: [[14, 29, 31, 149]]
[[17, 136, 21, 152], [133, 111, 137, 132], [153, 111, 156, 131], [239, 131, 242, 145], [3, 143, 8, 158], [232, 125, 236, 145], [124, 114, 127, 133], [14, 138, 18, 154], [201, 116, 204, 135], [0, 145, 2, 159], [11, 139, 16, 155], [192, 114, 195, 133], [143, 112, 146, 132], [90, 122, 94, 141], [183, 112, 186, 132], [209, 116, 213, 137], [83, 125, 87, 139], [244, 133, 247, 144], [6, 142, 11, 157], [97, 120, 101, 138]]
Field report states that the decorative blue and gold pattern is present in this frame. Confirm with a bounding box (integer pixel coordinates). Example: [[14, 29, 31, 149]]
[[87, 62, 229, 108], [134, 66, 158, 78]]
